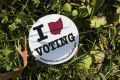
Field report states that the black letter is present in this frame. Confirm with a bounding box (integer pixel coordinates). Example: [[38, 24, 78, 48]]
[[35, 46, 43, 56], [43, 44, 50, 53], [59, 35, 68, 46], [33, 24, 48, 42], [48, 41, 56, 50], [68, 33, 75, 42], [54, 39, 61, 48]]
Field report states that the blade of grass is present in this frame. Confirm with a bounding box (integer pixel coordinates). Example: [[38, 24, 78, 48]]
[[90, 0, 105, 19]]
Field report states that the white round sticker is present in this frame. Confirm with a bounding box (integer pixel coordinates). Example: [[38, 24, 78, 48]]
[[29, 14, 79, 65]]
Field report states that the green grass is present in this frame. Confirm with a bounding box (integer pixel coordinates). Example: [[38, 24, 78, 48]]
[[0, 0, 120, 80]]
